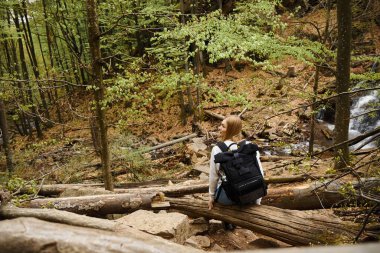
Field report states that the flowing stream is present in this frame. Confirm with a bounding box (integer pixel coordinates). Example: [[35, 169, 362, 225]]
[[349, 89, 380, 149], [323, 86, 380, 150]]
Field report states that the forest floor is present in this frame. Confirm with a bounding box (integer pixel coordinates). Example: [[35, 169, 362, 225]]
[[1, 6, 380, 252], [3, 59, 378, 251]]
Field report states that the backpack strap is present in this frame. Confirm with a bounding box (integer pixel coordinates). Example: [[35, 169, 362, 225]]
[[216, 142, 228, 152]]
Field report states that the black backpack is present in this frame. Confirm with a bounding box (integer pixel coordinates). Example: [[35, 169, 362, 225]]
[[214, 140, 267, 204]]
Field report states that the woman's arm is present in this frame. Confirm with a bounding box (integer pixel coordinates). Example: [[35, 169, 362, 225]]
[[209, 146, 221, 199], [256, 151, 264, 176]]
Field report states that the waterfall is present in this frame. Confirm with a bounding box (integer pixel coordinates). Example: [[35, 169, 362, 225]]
[[349, 90, 380, 149], [317, 84, 380, 150]]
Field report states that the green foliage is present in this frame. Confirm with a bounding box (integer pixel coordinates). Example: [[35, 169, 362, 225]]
[[99, 0, 178, 61], [351, 72, 380, 81], [339, 182, 356, 197], [325, 167, 337, 175], [149, 1, 323, 68], [4, 176, 38, 205]]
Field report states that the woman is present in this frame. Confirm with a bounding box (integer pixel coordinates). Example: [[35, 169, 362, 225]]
[[208, 115, 264, 210]]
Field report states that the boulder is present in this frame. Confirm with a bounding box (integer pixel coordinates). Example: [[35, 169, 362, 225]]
[[188, 217, 209, 236], [118, 210, 190, 244], [185, 236, 211, 249]]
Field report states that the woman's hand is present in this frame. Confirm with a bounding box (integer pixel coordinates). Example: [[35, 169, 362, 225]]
[[208, 198, 214, 210]]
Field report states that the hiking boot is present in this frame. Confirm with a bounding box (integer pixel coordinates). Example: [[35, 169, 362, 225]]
[[222, 222, 236, 231]]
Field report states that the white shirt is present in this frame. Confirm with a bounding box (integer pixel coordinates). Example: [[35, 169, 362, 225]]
[[209, 140, 264, 202]]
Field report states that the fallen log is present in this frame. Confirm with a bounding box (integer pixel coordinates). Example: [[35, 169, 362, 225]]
[[0, 217, 202, 253], [32, 179, 191, 196], [113, 182, 208, 197], [263, 178, 380, 210], [45, 181, 209, 198], [204, 110, 225, 120], [0, 205, 116, 231], [24, 179, 377, 214], [29, 176, 308, 197], [142, 133, 198, 153], [260, 155, 295, 162], [167, 196, 359, 246], [24, 192, 157, 215], [252, 244, 379, 253]]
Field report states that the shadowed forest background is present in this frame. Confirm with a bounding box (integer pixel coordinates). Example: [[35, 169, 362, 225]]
[[0, 0, 379, 252]]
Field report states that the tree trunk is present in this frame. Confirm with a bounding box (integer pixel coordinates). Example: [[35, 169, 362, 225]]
[[167, 196, 358, 246], [0, 217, 202, 253], [13, 7, 43, 139], [86, 0, 114, 191], [6, 10, 29, 136], [308, 66, 319, 154], [334, 0, 352, 169], [0, 100, 14, 173], [20, 0, 51, 125], [178, 87, 187, 125], [180, 0, 194, 116]]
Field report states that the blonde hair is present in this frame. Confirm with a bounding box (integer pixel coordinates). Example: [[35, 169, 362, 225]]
[[222, 115, 242, 141]]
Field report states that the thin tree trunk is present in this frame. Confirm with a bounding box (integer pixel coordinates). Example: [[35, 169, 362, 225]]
[[133, 0, 144, 56], [309, 0, 332, 154], [86, 0, 113, 191], [0, 99, 14, 174], [334, 0, 352, 169], [180, 0, 194, 116], [309, 66, 319, 154], [7, 10, 29, 136], [13, 7, 43, 139], [217, 0, 223, 10], [21, 0, 51, 125], [178, 87, 187, 125]]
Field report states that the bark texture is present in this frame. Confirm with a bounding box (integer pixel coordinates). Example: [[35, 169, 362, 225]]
[[25, 193, 156, 215], [24, 179, 375, 213], [86, 0, 113, 190], [167, 196, 359, 246], [334, 0, 352, 169], [0, 100, 13, 172]]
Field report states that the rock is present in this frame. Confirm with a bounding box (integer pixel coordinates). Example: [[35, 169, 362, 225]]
[[209, 219, 223, 233], [118, 210, 190, 244], [210, 243, 225, 251], [249, 238, 282, 248], [268, 134, 278, 141], [193, 162, 209, 174], [0, 190, 11, 206], [233, 228, 258, 242], [191, 137, 206, 144], [185, 236, 211, 249], [199, 173, 208, 181], [189, 217, 209, 236], [187, 142, 207, 153]]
